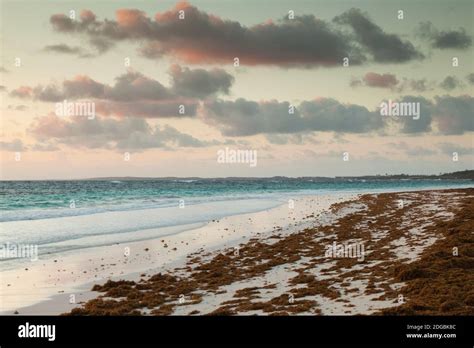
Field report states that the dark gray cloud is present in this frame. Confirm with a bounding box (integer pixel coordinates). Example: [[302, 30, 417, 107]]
[[202, 98, 383, 136], [12, 68, 232, 102], [382, 96, 433, 134], [48, 5, 360, 67], [169, 64, 234, 98], [202, 99, 302, 136], [48, 3, 423, 66], [407, 79, 431, 92], [96, 100, 199, 118], [439, 76, 461, 90], [417, 21, 472, 49], [334, 8, 424, 63], [265, 134, 301, 145], [432, 95, 474, 135], [43, 44, 92, 57], [103, 71, 171, 101], [299, 99, 384, 133], [467, 73, 474, 85], [434, 30, 472, 49], [29, 114, 210, 150], [265, 133, 320, 145], [393, 78, 434, 93], [203, 95, 472, 137], [387, 95, 473, 135], [10, 67, 232, 117]]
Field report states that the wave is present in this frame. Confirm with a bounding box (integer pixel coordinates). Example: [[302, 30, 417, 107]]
[[0, 200, 283, 255], [0, 191, 299, 222]]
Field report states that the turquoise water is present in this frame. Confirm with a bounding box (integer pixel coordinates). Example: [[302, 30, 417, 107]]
[[0, 178, 472, 221], [0, 178, 472, 267]]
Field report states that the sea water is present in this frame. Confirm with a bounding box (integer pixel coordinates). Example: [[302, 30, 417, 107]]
[[0, 178, 472, 270]]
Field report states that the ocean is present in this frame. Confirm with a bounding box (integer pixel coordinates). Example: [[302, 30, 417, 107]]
[[0, 178, 472, 270]]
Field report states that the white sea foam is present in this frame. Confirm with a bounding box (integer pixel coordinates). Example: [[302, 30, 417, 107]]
[[0, 198, 283, 268]]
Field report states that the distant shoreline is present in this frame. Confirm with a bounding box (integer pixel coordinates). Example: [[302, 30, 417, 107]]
[[0, 169, 473, 181]]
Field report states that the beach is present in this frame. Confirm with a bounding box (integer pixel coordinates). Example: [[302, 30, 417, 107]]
[[1, 186, 472, 316], [0, 190, 356, 314]]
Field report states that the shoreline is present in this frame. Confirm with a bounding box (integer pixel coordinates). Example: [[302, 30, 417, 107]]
[[1, 192, 357, 315], [1, 187, 473, 315]]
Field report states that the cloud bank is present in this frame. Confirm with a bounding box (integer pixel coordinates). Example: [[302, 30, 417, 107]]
[[47, 2, 423, 67]]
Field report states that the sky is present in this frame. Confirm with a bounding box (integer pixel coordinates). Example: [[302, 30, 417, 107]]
[[0, 0, 473, 179]]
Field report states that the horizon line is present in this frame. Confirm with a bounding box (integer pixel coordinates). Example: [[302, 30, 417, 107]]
[[0, 170, 472, 181]]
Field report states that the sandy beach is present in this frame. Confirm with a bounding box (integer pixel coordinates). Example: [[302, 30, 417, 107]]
[[2, 187, 472, 316], [0, 192, 356, 314]]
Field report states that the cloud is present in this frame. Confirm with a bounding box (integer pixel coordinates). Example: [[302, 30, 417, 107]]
[[31, 142, 60, 152], [48, 3, 423, 67], [169, 64, 234, 98], [406, 79, 432, 92], [0, 139, 26, 152], [7, 104, 28, 111], [352, 72, 399, 89], [10, 86, 33, 99], [299, 99, 384, 133], [466, 73, 474, 85], [391, 78, 435, 93], [387, 95, 473, 135], [265, 133, 320, 145], [202, 97, 384, 136], [417, 21, 472, 49], [388, 142, 437, 157], [12, 68, 231, 102], [0, 85, 7, 92], [0, 67, 9, 73], [95, 100, 199, 118], [404, 147, 437, 157], [105, 72, 172, 101], [383, 96, 432, 134], [432, 95, 474, 135], [203, 95, 472, 137], [358, 75, 467, 93], [10, 67, 232, 117], [29, 114, 210, 150], [439, 76, 462, 90], [43, 44, 92, 57], [438, 143, 473, 156], [364, 72, 398, 88], [202, 99, 301, 136], [334, 8, 423, 63]]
